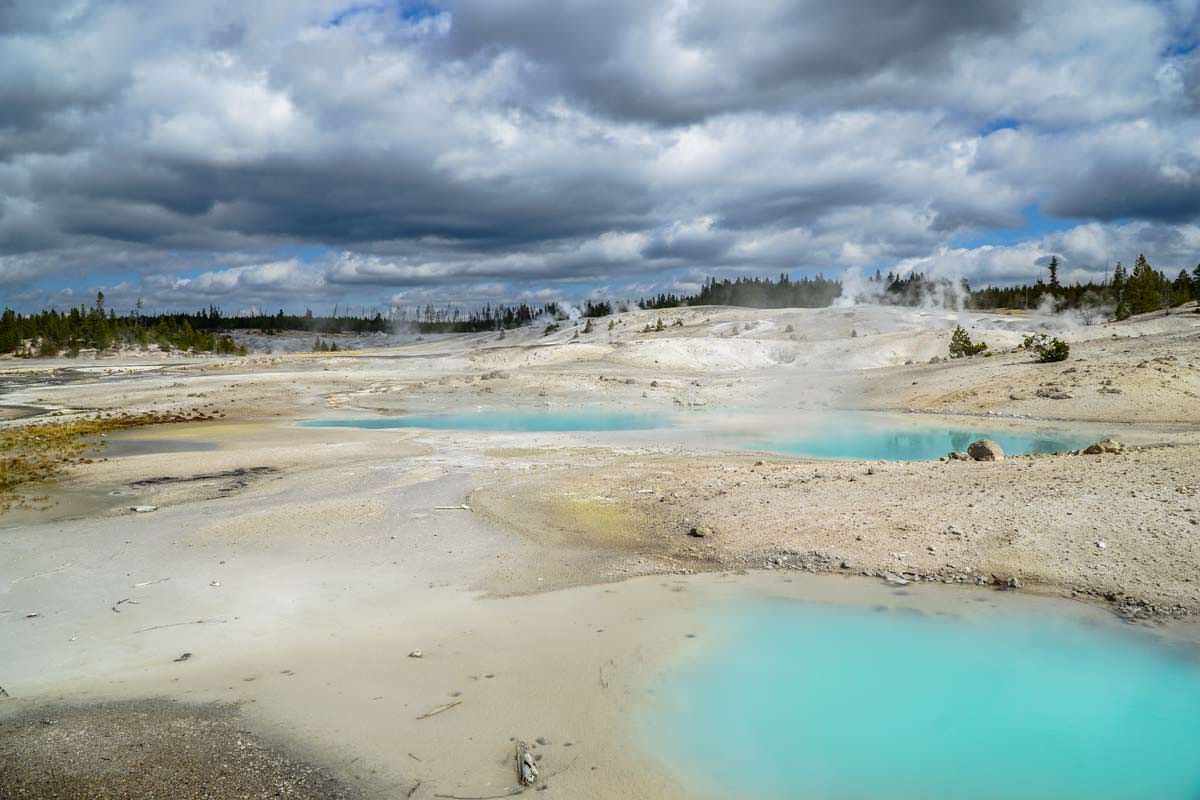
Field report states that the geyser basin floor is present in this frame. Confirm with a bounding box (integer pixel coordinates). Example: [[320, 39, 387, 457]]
[[298, 408, 674, 432], [644, 591, 1200, 800]]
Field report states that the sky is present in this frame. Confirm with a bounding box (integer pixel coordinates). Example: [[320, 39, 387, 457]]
[[1, 0, 1199, 314]]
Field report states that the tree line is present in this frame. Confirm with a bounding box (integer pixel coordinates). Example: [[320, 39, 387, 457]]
[[966, 255, 1198, 318], [0, 294, 246, 358], [0, 295, 564, 357], [3, 256, 1198, 357], [638, 258, 1200, 317], [640, 274, 842, 309]]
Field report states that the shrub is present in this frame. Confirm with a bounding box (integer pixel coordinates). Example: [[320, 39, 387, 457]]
[[1020, 332, 1070, 363], [948, 325, 988, 358], [583, 318, 594, 334]]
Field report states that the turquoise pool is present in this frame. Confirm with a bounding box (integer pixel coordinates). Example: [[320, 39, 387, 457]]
[[644, 598, 1200, 800], [746, 418, 1097, 460], [301, 409, 1103, 460]]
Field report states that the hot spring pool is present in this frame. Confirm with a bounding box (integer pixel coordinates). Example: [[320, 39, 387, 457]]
[[300, 409, 1104, 460], [298, 408, 672, 432], [745, 418, 1097, 460], [644, 597, 1200, 800]]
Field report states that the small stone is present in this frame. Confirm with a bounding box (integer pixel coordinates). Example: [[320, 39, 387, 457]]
[[408, 649, 423, 658], [1096, 541, 1107, 549], [688, 526, 711, 538], [129, 505, 158, 513]]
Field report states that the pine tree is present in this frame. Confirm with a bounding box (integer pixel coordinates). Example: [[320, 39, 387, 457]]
[[1047, 256, 1060, 291], [948, 326, 987, 358], [1173, 270, 1192, 307], [1126, 254, 1161, 315], [1111, 262, 1126, 295]]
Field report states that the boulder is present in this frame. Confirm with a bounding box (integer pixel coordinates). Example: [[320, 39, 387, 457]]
[[967, 439, 1004, 461], [1083, 439, 1123, 455]]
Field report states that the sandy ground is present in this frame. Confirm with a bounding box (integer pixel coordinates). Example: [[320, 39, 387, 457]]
[[2, 302, 1199, 797]]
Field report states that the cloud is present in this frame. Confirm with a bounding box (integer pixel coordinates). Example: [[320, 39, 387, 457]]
[[0, 0, 1198, 311], [895, 220, 1200, 286]]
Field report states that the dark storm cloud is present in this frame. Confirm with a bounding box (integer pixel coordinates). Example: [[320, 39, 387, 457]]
[[0, 0, 1197, 311], [441, 0, 1034, 124], [1047, 161, 1200, 223]]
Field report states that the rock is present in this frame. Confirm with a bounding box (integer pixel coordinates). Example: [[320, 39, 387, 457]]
[[129, 505, 159, 513], [1008, 391, 1033, 401], [947, 451, 968, 461], [688, 526, 711, 538], [408, 649, 423, 658], [1096, 541, 1107, 549], [1082, 439, 1123, 455], [1035, 387, 1073, 400], [516, 741, 539, 786], [967, 439, 1004, 461], [883, 573, 910, 586]]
